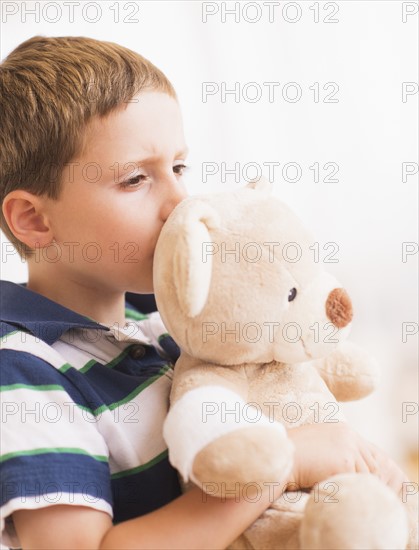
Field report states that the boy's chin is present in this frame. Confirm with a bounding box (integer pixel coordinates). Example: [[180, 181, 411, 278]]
[[125, 280, 154, 295]]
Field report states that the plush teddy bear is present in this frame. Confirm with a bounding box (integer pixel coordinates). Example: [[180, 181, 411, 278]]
[[153, 178, 418, 549]]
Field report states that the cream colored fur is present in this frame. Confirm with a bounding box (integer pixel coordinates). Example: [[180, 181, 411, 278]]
[[154, 178, 418, 549]]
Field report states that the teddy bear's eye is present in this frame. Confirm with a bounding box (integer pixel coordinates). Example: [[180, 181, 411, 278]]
[[288, 288, 297, 302]]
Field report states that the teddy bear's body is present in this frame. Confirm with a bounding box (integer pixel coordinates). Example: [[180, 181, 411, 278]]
[[153, 179, 418, 549]]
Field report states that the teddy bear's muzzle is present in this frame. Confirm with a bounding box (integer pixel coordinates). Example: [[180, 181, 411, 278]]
[[325, 288, 353, 328]]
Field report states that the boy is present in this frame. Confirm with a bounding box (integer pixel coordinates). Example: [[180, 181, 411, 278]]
[[0, 36, 407, 550]]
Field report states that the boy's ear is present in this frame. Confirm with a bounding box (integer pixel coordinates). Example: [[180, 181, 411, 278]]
[[172, 201, 220, 318], [2, 190, 53, 249]]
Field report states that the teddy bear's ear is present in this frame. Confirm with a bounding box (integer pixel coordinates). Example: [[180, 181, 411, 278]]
[[245, 175, 272, 195], [173, 201, 220, 318]]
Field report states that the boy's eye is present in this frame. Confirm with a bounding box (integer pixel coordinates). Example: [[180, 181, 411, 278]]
[[120, 174, 148, 188], [119, 163, 189, 188], [173, 163, 188, 176]]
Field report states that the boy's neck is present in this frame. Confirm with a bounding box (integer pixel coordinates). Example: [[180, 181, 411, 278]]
[[27, 262, 127, 327]]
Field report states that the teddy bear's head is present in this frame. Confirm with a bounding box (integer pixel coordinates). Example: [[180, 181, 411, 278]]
[[153, 178, 353, 365]]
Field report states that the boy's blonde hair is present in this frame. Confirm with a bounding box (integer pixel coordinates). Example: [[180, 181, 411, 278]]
[[0, 35, 177, 258]]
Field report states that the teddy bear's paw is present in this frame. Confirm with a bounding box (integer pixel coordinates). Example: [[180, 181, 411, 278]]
[[192, 424, 294, 497], [299, 473, 409, 550], [404, 487, 419, 550], [230, 492, 309, 550]]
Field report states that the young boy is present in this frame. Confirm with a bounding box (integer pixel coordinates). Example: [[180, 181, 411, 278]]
[[0, 36, 407, 550]]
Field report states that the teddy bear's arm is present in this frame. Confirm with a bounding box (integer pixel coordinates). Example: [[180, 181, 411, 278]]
[[169, 352, 250, 403], [311, 341, 380, 402], [164, 352, 294, 495]]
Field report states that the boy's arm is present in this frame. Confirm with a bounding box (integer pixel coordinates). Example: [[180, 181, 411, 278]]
[[13, 485, 280, 550], [286, 421, 408, 496], [13, 422, 408, 550]]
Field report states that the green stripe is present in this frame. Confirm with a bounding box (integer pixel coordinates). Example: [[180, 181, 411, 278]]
[[64, 364, 169, 415], [0, 330, 19, 343], [157, 333, 170, 343], [105, 347, 132, 369], [92, 365, 170, 416], [79, 359, 98, 374], [79, 346, 133, 374], [0, 383, 66, 393], [0, 383, 94, 415], [0, 366, 170, 416], [125, 308, 147, 321], [59, 363, 72, 373], [0, 447, 108, 464], [111, 449, 168, 479], [91, 365, 171, 416]]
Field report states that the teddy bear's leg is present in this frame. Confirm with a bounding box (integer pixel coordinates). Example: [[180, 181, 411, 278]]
[[402, 483, 419, 550], [299, 473, 410, 550], [228, 492, 310, 550]]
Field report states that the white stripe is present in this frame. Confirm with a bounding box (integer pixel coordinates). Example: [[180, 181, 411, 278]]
[[95, 372, 172, 473], [1, 389, 108, 459], [1, 324, 172, 474], [1, 332, 68, 370], [1, 375, 172, 474], [52, 334, 118, 370], [137, 311, 169, 355], [1, 349, 172, 473], [1, 495, 112, 549], [163, 386, 287, 483], [54, 315, 169, 370]]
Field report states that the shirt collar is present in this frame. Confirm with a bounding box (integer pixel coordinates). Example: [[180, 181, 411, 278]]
[[0, 280, 109, 345]]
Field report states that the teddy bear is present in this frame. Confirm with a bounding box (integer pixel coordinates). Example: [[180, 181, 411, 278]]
[[153, 177, 418, 549]]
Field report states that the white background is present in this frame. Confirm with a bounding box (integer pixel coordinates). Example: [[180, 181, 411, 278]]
[[1, 1, 418, 475]]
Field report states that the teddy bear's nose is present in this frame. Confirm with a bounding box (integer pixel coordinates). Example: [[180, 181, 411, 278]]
[[325, 288, 353, 328]]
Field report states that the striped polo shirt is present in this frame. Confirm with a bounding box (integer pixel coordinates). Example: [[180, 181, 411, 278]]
[[0, 281, 181, 549]]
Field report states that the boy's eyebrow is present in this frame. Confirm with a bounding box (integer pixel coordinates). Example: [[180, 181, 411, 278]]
[[177, 146, 189, 157], [121, 147, 190, 168]]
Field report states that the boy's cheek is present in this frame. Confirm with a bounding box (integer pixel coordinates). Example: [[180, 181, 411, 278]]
[[32, 241, 145, 270]]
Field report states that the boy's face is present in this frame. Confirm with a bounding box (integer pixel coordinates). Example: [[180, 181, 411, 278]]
[[43, 91, 188, 294]]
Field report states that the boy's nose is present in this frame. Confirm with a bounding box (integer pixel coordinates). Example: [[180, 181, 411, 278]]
[[160, 182, 188, 222]]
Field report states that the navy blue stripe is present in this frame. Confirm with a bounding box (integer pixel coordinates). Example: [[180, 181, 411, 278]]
[[0, 281, 107, 344], [0, 349, 90, 404], [78, 346, 171, 405], [158, 334, 181, 363], [0, 347, 170, 411], [1, 453, 181, 523], [111, 456, 181, 523], [125, 293, 157, 314], [1, 453, 112, 508], [0, 322, 20, 339]]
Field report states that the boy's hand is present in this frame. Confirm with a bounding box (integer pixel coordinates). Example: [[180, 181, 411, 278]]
[[286, 422, 408, 495]]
